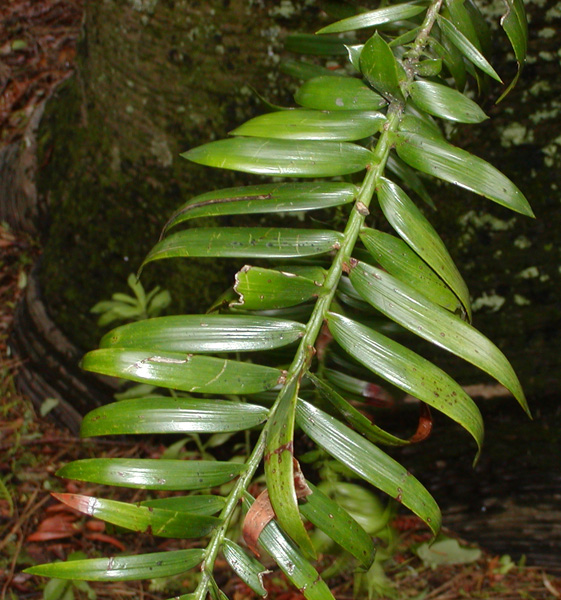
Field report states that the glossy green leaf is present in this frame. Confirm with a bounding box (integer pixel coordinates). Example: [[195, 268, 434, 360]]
[[164, 183, 358, 229], [437, 15, 501, 82], [349, 262, 529, 415], [388, 25, 423, 48], [145, 228, 344, 264], [295, 76, 387, 111], [57, 458, 246, 491], [233, 266, 324, 310], [416, 58, 443, 77], [82, 349, 283, 395], [231, 109, 386, 141], [280, 60, 336, 81], [285, 33, 352, 56], [308, 372, 409, 446], [360, 33, 404, 102], [377, 177, 470, 317], [300, 482, 376, 568], [409, 80, 487, 123], [360, 227, 462, 313], [399, 113, 443, 140], [428, 36, 467, 90], [296, 399, 441, 534], [498, 0, 527, 100], [81, 398, 269, 437], [183, 137, 372, 178], [464, 0, 492, 56], [386, 154, 434, 207], [25, 549, 204, 581], [100, 314, 305, 353], [265, 379, 316, 558], [394, 132, 534, 216], [52, 493, 220, 538], [327, 313, 483, 456], [445, 0, 482, 51], [318, 3, 426, 34], [345, 44, 363, 70], [246, 496, 335, 600], [141, 495, 225, 515], [222, 539, 268, 597]]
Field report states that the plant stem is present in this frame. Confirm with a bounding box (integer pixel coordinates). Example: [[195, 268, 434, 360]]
[[194, 1, 444, 595]]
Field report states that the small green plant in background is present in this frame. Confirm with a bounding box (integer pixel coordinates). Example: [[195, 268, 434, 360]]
[[91, 273, 171, 327], [26, 0, 532, 598]]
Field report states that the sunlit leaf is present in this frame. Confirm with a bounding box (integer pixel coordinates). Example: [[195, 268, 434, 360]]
[[82, 349, 284, 395], [81, 398, 269, 437], [360, 33, 404, 101], [25, 549, 204, 581], [296, 399, 441, 534], [295, 76, 387, 111], [100, 315, 305, 353], [327, 313, 484, 457], [144, 228, 343, 267], [317, 3, 426, 33], [349, 262, 529, 415], [409, 80, 488, 123], [165, 182, 357, 230], [437, 15, 501, 82], [394, 132, 534, 216], [51, 493, 221, 538], [231, 109, 386, 141], [360, 227, 462, 313], [57, 458, 246, 490], [376, 177, 470, 317], [223, 539, 269, 597]]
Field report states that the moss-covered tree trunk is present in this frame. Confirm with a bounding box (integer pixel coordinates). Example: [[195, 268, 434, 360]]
[[10, 0, 321, 428]]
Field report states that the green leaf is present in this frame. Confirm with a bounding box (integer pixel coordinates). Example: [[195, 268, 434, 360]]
[[52, 493, 221, 538], [141, 495, 225, 515], [231, 109, 386, 141], [394, 132, 534, 217], [415, 537, 481, 568], [294, 76, 387, 111], [416, 58, 443, 77], [299, 482, 376, 568], [345, 44, 363, 70], [183, 137, 372, 178], [81, 398, 269, 437], [285, 33, 352, 55], [428, 36, 467, 90], [376, 177, 470, 318], [280, 59, 336, 81], [498, 0, 527, 101], [246, 496, 336, 600], [233, 266, 324, 310], [163, 183, 358, 229], [265, 379, 316, 559], [57, 458, 246, 490], [308, 372, 410, 447], [327, 313, 484, 457], [82, 349, 284, 395], [296, 399, 441, 534], [437, 15, 502, 82], [100, 315, 305, 353], [144, 228, 344, 264], [349, 262, 529, 415], [317, 3, 426, 33], [360, 227, 462, 314], [445, 0, 482, 51], [409, 80, 488, 123], [25, 549, 204, 581], [360, 33, 404, 102], [399, 113, 443, 140], [222, 539, 269, 597], [386, 154, 434, 207]]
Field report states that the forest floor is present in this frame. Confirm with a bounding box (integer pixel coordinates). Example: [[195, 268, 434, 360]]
[[1, 1, 561, 600]]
